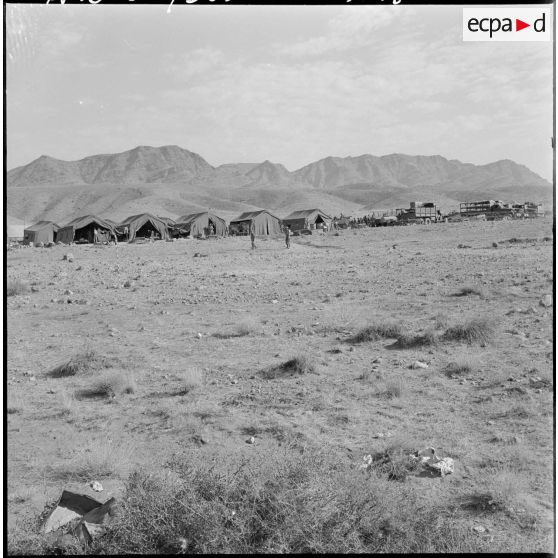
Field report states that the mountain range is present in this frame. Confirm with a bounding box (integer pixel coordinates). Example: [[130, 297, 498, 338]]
[[7, 145, 552, 224]]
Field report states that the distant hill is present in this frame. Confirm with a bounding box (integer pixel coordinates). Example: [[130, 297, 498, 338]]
[[7, 145, 552, 224]]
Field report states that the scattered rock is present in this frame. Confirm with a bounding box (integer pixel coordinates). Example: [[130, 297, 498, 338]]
[[411, 361, 429, 369], [63, 253, 74, 262], [472, 525, 488, 534], [492, 242, 498, 248], [539, 294, 552, 308], [246, 436, 256, 445], [90, 481, 103, 492]]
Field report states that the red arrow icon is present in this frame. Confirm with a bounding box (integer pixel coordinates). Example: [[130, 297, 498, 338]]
[[516, 18, 530, 31]]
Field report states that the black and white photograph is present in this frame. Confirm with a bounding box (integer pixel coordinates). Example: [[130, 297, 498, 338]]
[[5, 0, 554, 554]]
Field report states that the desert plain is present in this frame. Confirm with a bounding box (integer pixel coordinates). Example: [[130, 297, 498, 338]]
[[6, 216, 554, 553]]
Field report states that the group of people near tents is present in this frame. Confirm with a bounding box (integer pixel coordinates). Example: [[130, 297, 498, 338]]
[[21, 208, 334, 247]]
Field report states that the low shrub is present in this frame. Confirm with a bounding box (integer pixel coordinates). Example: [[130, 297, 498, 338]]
[[89, 447, 481, 554], [395, 330, 437, 348], [347, 322, 403, 344], [444, 357, 477, 377], [261, 355, 316, 379], [47, 348, 110, 378], [441, 318, 496, 345], [77, 371, 135, 399]]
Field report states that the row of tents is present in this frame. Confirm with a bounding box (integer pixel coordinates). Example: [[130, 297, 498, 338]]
[[20, 209, 334, 245]]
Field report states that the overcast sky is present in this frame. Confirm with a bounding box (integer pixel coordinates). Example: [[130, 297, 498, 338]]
[[6, 4, 553, 180]]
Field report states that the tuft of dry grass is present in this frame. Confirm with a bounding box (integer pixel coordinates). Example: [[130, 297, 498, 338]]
[[452, 285, 488, 298], [368, 436, 421, 482], [395, 330, 437, 348], [77, 370, 136, 399], [7, 278, 30, 297], [378, 378, 405, 399], [47, 347, 110, 378], [47, 438, 133, 481], [347, 322, 403, 344], [57, 390, 77, 417], [441, 318, 496, 345], [444, 356, 478, 377], [213, 320, 259, 339], [261, 354, 316, 379], [172, 367, 204, 395]]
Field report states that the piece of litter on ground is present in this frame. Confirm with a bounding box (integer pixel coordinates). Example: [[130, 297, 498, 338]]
[[90, 481, 103, 492]]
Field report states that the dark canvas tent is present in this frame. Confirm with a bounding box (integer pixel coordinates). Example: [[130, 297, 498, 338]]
[[118, 213, 169, 242], [229, 210, 282, 236], [57, 215, 115, 244], [173, 212, 227, 238], [23, 221, 60, 245], [283, 209, 332, 231]]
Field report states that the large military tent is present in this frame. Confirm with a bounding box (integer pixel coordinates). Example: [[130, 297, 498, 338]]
[[283, 209, 332, 231], [57, 215, 115, 244], [118, 213, 169, 242], [173, 212, 227, 238], [7, 215, 25, 240], [23, 221, 60, 245], [229, 210, 282, 236]]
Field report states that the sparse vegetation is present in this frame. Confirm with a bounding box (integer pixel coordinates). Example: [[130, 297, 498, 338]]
[[395, 330, 437, 348], [170, 367, 204, 395], [379, 378, 405, 399], [47, 348, 110, 378], [452, 285, 488, 298], [7, 278, 30, 297], [365, 437, 421, 482], [76, 370, 135, 399], [347, 322, 403, 344], [444, 357, 477, 377], [46, 439, 133, 482], [7, 216, 553, 555], [84, 448, 481, 554], [261, 354, 316, 379], [441, 318, 496, 345]]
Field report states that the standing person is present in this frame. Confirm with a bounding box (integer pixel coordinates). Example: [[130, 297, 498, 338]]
[[250, 222, 256, 250], [123, 226, 129, 241], [93, 228, 99, 244], [150, 230, 155, 243], [111, 229, 118, 245], [284, 224, 291, 249]]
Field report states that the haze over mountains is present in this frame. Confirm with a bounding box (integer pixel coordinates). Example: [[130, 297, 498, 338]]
[[7, 145, 552, 224]]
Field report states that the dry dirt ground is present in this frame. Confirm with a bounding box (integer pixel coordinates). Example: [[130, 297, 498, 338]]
[[6, 217, 554, 552]]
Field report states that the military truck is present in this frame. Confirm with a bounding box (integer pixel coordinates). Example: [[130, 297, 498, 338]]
[[396, 202, 442, 225], [459, 200, 516, 221]]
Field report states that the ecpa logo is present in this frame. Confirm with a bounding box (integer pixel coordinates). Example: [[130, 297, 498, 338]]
[[463, 8, 551, 41]]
